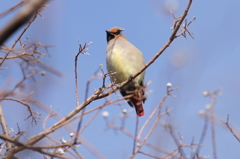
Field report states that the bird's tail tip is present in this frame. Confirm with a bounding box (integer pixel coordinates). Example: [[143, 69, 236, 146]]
[[137, 111, 145, 117]]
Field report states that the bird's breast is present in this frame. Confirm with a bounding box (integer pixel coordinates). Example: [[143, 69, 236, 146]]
[[106, 37, 145, 89], [107, 47, 131, 83]]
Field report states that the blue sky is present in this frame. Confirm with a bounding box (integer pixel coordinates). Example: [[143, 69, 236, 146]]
[[1, 0, 240, 158]]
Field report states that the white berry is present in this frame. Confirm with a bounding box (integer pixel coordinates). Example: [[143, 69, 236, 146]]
[[102, 111, 109, 118], [203, 91, 209, 96], [122, 109, 127, 114], [70, 133, 74, 138], [166, 83, 172, 87]]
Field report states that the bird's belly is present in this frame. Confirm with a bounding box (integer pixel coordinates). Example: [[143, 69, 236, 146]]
[[109, 51, 131, 83]]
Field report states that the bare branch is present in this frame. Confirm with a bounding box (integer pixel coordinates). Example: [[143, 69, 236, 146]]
[[0, 104, 12, 149], [221, 114, 240, 142], [0, 0, 49, 47], [0, 1, 25, 18]]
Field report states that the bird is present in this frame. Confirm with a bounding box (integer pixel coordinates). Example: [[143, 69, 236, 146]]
[[106, 27, 146, 117]]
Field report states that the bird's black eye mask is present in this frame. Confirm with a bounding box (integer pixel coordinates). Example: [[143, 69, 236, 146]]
[[107, 30, 122, 36], [106, 30, 122, 42], [114, 30, 122, 35]]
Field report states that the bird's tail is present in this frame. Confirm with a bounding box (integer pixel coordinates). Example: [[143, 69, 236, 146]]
[[130, 95, 144, 117]]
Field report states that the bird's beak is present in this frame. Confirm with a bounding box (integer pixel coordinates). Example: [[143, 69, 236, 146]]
[[106, 30, 112, 34]]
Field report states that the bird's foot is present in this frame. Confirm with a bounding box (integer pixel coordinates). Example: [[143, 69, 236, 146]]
[[128, 75, 134, 81]]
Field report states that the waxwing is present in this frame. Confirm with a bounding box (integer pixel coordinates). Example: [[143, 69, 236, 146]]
[[106, 27, 146, 117]]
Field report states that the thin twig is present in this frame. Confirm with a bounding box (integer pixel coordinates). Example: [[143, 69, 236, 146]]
[[209, 92, 218, 159], [13, 91, 106, 159], [166, 124, 186, 158], [138, 151, 161, 159], [129, 107, 173, 159], [0, 134, 70, 159], [0, 0, 49, 64], [132, 116, 139, 154], [74, 41, 92, 144], [0, 104, 12, 149], [0, 1, 25, 18], [137, 88, 177, 140], [191, 114, 209, 159], [221, 114, 240, 142]]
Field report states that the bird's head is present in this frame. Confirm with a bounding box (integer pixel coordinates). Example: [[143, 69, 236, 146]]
[[106, 27, 126, 42]]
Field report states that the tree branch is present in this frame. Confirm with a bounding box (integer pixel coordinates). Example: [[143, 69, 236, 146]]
[[0, 0, 49, 50]]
